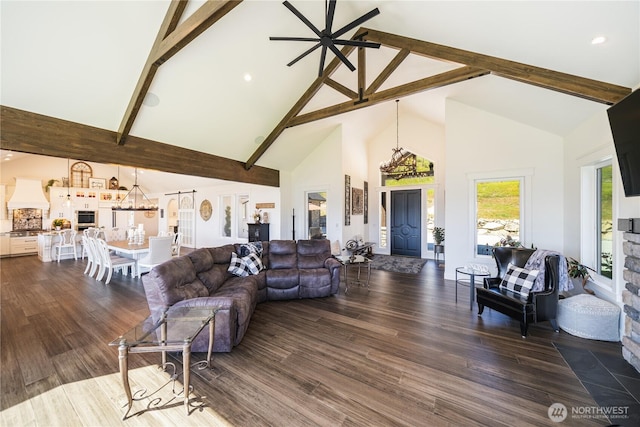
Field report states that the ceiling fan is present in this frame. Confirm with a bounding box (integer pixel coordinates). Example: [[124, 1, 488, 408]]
[[270, 0, 381, 77]]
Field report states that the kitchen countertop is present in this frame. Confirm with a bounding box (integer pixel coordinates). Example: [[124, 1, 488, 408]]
[[4, 230, 47, 237]]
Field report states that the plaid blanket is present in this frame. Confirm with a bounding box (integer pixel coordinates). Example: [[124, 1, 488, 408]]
[[524, 249, 572, 292]]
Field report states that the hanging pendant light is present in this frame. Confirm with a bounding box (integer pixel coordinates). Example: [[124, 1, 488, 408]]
[[379, 100, 434, 180], [112, 168, 158, 211], [379, 99, 407, 175], [64, 158, 72, 207]]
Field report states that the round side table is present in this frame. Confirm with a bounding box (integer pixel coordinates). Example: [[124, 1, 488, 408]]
[[455, 267, 490, 310]]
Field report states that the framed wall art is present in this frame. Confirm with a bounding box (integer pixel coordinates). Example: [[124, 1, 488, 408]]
[[344, 174, 351, 226], [88, 177, 106, 189], [352, 188, 363, 215], [364, 181, 368, 224]]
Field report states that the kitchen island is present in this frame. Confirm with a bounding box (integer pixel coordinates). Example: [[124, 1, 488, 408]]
[[38, 231, 81, 262]]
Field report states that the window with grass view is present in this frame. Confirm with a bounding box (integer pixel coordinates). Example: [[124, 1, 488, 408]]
[[597, 163, 613, 279], [476, 179, 522, 255]]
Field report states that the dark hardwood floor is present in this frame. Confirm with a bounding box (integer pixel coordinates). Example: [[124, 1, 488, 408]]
[[1, 254, 637, 426]]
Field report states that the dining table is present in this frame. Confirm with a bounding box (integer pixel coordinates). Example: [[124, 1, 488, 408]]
[[106, 240, 150, 278]]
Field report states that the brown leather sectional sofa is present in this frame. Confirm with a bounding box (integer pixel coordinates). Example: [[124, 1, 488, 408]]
[[141, 239, 341, 352]]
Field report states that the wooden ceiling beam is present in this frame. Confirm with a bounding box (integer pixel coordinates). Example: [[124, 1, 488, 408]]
[[325, 78, 358, 100], [117, 1, 243, 146], [2, 106, 279, 187], [152, 0, 243, 65], [249, 27, 632, 168], [366, 48, 410, 96], [362, 27, 631, 105], [116, 0, 188, 145], [288, 66, 489, 127], [245, 45, 357, 170]]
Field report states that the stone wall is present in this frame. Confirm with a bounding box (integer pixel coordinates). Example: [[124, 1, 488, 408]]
[[621, 231, 640, 373]]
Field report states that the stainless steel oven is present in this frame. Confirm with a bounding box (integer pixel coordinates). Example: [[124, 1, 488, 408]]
[[76, 210, 96, 231]]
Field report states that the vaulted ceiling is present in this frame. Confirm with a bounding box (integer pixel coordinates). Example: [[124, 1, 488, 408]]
[[1, 1, 638, 190]]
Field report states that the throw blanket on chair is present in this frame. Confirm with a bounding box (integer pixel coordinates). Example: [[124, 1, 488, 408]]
[[524, 249, 571, 292]]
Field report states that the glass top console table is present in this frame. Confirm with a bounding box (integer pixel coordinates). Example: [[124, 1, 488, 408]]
[[109, 305, 219, 419], [336, 255, 372, 294], [455, 266, 491, 311]]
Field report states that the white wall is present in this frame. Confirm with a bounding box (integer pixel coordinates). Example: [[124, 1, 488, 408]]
[[290, 125, 343, 243], [155, 183, 280, 249], [444, 100, 564, 279], [564, 110, 640, 304], [342, 122, 369, 244]]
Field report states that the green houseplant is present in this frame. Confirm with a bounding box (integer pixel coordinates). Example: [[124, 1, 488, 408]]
[[46, 179, 59, 192], [567, 257, 594, 295], [52, 218, 65, 230], [433, 227, 445, 246]]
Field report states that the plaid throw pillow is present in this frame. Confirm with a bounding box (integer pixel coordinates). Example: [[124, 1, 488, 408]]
[[238, 242, 263, 257], [499, 263, 539, 297], [228, 252, 264, 277]]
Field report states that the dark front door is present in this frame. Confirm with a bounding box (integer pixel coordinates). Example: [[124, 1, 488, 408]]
[[390, 190, 421, 257]]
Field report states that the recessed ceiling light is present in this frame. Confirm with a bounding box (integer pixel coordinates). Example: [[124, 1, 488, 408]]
[[244, 73, 252, 82], [592, 36, 606, 45]]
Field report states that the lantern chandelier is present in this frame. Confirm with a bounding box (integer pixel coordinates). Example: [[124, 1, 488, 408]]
[[379, 99, 434, 180], [111, 168, 158, 211]]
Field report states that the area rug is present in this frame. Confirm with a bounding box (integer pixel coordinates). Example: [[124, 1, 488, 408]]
[[368, 254, 427, 274]]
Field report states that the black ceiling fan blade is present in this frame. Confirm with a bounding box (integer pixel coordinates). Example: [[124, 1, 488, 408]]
[[328, 43, 355, 71], [326, 0, 337, 33], [270, 36, 321, 42], [332, 8, 380, 39], [332, 39, 381, 49], [287, 42, 322, 67], [318, 45, 328, 77], [283, 1, 323, 38]]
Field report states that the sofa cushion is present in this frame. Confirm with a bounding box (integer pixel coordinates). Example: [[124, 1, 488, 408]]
[[147, 256, 209, 306], [268, 240, 297, 269], [266, 268, 299, 289], [297, 239, 331, 269], [228, 252, 264, 277], [198, 264, 231, 294], [187, 247, 214, 272], [499, 263, 538, 297], [208, 245, 235, 264]]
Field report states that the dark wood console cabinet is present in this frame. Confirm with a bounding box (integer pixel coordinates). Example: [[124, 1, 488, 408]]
[[248, 223, 269, 242]]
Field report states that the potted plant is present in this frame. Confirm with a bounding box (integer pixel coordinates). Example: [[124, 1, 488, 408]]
[[46, 179, 59, 192], [52, 218, 65, 230], [433, 227, 445, 246], [567, 257, 594, 295], [433, 227, 445, 259]]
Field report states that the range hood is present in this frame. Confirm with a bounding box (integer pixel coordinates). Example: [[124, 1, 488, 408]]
[[7, 178, 50, 210]]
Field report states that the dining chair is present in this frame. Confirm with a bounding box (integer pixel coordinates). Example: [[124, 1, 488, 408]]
[[138, 236, 173, 274], [95, 238, 137, 285], [82, 235, 96, 275], [55, 229, 78, 262], [171, 232, 182, 257], [81, 227, 100, 259]]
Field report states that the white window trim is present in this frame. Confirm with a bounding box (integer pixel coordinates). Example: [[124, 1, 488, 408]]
[[580, 159, 614, 290], [468, 168, 533, 259]]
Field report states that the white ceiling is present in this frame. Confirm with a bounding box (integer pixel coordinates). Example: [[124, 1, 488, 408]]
[[1, 1, 639, 184]]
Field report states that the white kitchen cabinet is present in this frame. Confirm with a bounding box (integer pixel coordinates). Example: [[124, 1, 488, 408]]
[[10, 235, 39, 256], [49, 187, 72, 219], [0, 234, 10, 257], [0, 184, 5, 220]]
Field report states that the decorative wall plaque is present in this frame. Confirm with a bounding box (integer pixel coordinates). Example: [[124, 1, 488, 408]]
[[199, 199, 212, 221]]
